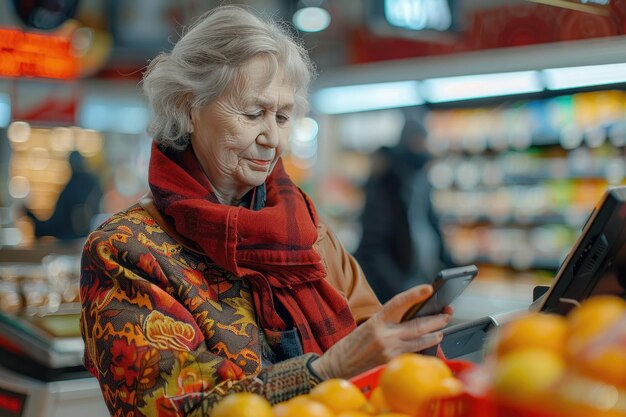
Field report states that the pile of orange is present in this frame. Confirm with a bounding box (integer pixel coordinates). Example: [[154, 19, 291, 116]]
[[211, 295, 626, 417], [566, 295, 626, 388], [212, 353, 464, 417], [488, 311, 569, 398], [485, 294, 626, 414]]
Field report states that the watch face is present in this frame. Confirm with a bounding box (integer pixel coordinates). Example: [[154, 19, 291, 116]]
[[12, 0, 79, 30]]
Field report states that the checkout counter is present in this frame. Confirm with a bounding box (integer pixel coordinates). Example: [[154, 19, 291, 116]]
[[0, 367, 106, 417], [0, 248, 109, 417]]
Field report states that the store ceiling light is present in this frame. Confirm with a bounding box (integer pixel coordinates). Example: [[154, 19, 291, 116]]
[[0, 94, 10, 128], [313, 81, 423, 114], [80, 98, 149, 134], [293, 117, 319, 144], [7, 121, 30, 143], [384, 0, 453, 31], [543, 63, 626, 90], [293, 7, 331, 32], [422, 71, 543, 103]]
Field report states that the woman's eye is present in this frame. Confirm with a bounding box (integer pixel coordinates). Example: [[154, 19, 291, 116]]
[[245, 112, 263, 120], [276, 113, 290, 124]]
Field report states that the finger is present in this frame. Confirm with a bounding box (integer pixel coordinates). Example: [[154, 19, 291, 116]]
[[398, 313, 451, 341], [380, 284, 433, 324], [442, 305, 454, 315], [405, 331, 444, 353]]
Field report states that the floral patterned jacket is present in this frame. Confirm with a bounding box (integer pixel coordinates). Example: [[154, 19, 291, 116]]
[[80, 197, 381, 417]]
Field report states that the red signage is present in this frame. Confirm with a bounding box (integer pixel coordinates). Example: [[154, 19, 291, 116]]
[[0, 387, 26, 417], [352, 2, 623, 64], [0, 28, 79, 80]]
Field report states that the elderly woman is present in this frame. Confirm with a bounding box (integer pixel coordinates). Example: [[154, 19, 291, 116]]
[[79, 5, 451, 416]]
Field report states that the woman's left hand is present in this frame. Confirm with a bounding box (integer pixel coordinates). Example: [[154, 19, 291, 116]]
[[310, 284, 452, 379]]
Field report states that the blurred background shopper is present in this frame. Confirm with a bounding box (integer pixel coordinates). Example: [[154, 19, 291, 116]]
[[79, 6, 451, 416], [356, 118, 454, 303], [25, 151, 103, 242]]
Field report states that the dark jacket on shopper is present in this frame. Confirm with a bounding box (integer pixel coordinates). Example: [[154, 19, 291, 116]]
[[355, 121, 454, 303], [27, 151, 103, 241]]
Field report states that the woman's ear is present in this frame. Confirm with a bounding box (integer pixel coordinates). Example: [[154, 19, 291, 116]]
[[187, 97, 198, 134], [188, 109, 195, 133]]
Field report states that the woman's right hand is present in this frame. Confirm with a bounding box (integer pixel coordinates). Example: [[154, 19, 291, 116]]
[[310, 284, 451, 379]]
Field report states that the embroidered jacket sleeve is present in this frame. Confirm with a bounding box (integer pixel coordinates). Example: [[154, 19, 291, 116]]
[[80, 209, 323, 417]]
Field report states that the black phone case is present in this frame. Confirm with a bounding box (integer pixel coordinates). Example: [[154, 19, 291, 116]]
[[401, 265, 478, 321]]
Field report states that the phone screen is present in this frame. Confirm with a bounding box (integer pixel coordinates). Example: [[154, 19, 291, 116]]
[[401, 265, 478, 322]]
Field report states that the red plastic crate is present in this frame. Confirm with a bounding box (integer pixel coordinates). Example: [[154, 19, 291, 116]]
[[349, 364, 384, 399], [349, 359, 478, 417], [349, 360, 625, 417]]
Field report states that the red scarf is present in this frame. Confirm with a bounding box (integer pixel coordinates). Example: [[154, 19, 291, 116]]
[[148, 143, 356, 354]]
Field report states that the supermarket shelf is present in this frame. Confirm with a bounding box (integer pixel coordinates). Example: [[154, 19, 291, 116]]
[[471, 256, 562, 272], [503, 171, 608, 184], [0, 242, 82, 264], [440, 213, 572, 227], [437, 126, 626, 155]]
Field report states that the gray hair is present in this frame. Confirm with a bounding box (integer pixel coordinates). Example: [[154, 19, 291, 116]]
[[141, 5, 316, 150]]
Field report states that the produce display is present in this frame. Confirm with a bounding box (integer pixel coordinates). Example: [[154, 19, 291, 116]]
[[469, 294, 626, 416], [211, 294, 626, 417], [212, 353, 465, 417]]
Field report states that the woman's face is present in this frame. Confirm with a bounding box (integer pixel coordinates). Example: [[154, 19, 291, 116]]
[[190, 55, 295, 204]]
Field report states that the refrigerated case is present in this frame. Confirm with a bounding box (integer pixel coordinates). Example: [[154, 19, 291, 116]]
[[0, 310, 108, 417], [426, 90, 626, 278]]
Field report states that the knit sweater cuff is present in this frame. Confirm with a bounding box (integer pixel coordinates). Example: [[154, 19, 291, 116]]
[[261, 353, 324, 404]]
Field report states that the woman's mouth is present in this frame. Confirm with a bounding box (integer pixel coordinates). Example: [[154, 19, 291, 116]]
[[248, 159, 271, 168]]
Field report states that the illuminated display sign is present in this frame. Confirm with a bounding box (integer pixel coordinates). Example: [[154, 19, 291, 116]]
[[0, 28, 79, 79], [385, 0, 453, 31], [368, 0, 461, 37]]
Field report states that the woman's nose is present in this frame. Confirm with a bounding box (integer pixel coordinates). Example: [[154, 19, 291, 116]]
[[257, 118, 280, 147]]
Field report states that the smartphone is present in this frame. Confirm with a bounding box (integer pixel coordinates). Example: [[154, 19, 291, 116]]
[[401, 265, 479, 322]]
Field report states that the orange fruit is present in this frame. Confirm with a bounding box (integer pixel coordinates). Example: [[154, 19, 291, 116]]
[[438, 377, 464, 397], [422, 355, 454, 379], [272, 396, 335, 417], [336, 411, 371, 417], [379, 353, 459, 415], [493, 348, 565, 399], [368, 387, 390, 414], [577, 341, 626, 387], [309, 378, 368, 413], [566, 295, 626, 359], [211, 392, 273, 417], [492, 312, 568, 358]]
